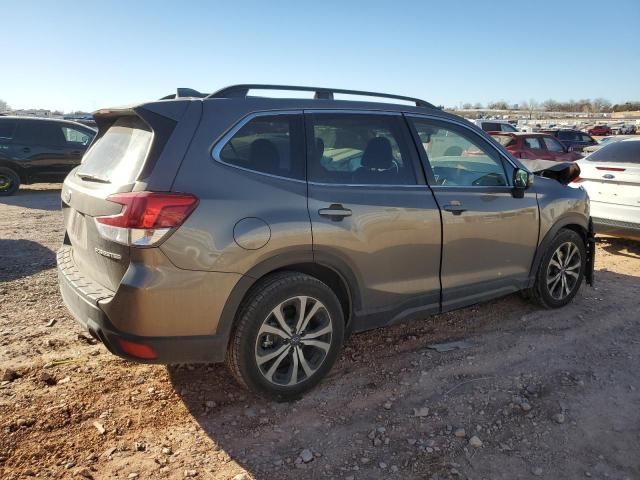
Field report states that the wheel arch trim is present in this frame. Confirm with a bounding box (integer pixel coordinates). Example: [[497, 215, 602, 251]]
[[216, 251, 360, 353], [528, 214, 590, 287]]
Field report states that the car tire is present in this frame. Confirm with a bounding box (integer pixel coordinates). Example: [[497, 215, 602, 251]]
[[226, 271, 345, 399], [0, 167, 20, 196], [530, 228, 586, 309]]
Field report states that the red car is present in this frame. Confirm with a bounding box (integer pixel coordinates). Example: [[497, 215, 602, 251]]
[[490, 132, 582, 161], [587, 125, 612, 136]]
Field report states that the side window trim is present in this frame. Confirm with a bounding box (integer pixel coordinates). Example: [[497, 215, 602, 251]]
[[303, 109, 425, 187], [406, 114, 515, 188], [211, 110, 306, 183]]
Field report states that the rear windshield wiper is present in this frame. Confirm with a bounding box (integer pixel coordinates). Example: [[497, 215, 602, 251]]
[[76, 172, 111, 184]]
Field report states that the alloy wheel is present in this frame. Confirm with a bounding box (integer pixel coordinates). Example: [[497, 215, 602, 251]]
[[254, 296, 333, 386], [0, 175, 12, 191], [546, 241, 581, 300]]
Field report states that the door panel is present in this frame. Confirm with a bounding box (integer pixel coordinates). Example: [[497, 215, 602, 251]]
[[433, 186, 538, 309], [408, 115, 539, 310], [13, 120, 76, 179], [305, 111, 442, 328], [308, 184, 442, 319]]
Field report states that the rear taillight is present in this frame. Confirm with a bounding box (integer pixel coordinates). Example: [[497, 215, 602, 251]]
[[95, 192, 199, 246], [570, 176, 584, 183]]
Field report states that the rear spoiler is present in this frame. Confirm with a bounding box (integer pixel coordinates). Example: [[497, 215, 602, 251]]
[[519, 159, 580, 185]]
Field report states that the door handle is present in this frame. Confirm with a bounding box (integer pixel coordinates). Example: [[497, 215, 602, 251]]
[[318, 204, 352, 221], [22, 147, 31, 153], [443, 203, 467, 215]]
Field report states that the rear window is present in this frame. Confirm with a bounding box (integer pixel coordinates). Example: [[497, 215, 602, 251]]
[[587, 141, 640, 164], [78, 117, 152, 184]]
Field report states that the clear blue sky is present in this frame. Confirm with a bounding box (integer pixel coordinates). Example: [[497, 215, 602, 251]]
[[3, 0, 639, 112]]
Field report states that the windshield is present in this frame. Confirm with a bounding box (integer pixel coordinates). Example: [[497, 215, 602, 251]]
[[78, 116, 152, 184]]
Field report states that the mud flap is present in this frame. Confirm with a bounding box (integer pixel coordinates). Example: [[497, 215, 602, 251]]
[[585, 218, 595, 286]]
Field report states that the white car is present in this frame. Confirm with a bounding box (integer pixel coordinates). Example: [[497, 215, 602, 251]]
[[573, 138, 640, 239]]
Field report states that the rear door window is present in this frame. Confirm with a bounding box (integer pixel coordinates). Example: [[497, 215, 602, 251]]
[[306, 113, 417, 185], [543, 137, 564, 152], [0, 120, 17, 140], [77, 116, 152, 184], [524, 137, 543, 150], [216, 114, 305, 180], [14, 121, 66, 147], [558, 131, 577, 141]]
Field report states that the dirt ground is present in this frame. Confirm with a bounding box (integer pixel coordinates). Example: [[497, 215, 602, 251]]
[[1, 184, 639, 480]]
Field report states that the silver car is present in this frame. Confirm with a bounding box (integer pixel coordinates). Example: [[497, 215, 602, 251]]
[[57, 85, 595, 398]]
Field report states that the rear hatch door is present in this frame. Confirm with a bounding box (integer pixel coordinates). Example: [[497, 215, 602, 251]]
[[62, 115, 155, 291]]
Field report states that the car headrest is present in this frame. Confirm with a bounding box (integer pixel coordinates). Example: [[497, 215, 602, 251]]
[[361, 137, 393, 170], [248, 138, 279, 174]]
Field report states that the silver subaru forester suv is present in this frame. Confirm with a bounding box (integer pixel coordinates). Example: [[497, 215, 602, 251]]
[[57, 85, 594, 398]]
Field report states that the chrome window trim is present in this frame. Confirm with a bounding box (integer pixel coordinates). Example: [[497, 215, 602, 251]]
[[211, 110, 305, 183], [304, 109, 402, 116], [308, 181, 427, 189]]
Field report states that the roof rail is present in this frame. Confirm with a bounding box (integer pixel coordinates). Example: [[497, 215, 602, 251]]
[[160, 88, 209, 100], [206, 84, 435, 108]]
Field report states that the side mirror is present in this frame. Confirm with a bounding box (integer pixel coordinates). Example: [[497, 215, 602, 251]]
[[512, 168, 532, 198]]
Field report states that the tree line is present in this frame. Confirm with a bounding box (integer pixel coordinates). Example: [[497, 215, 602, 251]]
[[461, 99, 640, 113]]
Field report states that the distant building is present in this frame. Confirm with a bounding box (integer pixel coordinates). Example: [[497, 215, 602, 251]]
[[10, 109, 53, 117], [612, 111, 640, 119]]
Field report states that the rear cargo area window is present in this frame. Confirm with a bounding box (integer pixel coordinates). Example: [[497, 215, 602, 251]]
[[588, 142, 640, 163], [218, 114, 305, 180], [78, 117, 152, 184]]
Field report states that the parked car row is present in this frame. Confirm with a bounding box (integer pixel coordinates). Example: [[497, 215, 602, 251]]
[[490, 132, 582, 161], [0, 116, 96, 196]]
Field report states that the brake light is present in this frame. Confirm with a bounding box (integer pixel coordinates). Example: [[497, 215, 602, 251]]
[[595, 166, 626, 172], [571, 176, 584, 183], [95, 192, 198, 246]]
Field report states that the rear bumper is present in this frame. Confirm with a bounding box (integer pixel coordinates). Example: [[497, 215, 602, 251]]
[[57, 246, 228, 364]]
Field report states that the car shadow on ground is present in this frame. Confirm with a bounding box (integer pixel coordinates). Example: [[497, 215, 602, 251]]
[[165, 268, 640, 478], [0, 239, 57, 282], [597, 236, 640, 259], [164, 292, 542, 479], [0, 185, 62, 211]]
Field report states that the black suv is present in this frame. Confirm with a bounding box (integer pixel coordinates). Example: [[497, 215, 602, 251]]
[[540, 128, 597, 152], [0, 117, 96, 195]]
